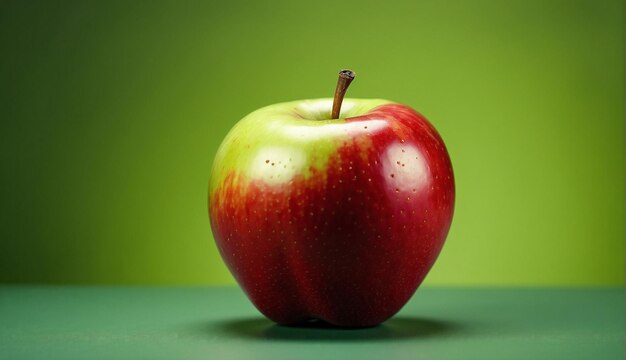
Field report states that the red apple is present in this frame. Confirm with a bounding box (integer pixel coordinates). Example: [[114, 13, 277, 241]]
[[209, 74, 454, 327]]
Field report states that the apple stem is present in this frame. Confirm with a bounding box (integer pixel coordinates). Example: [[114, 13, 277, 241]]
[[331, 69, 355, 119]]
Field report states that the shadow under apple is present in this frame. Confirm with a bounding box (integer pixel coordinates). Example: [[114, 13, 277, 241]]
[[206, 316, 463, 342]]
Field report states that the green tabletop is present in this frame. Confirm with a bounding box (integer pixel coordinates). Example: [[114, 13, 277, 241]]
[[0, 286, 623, 359]]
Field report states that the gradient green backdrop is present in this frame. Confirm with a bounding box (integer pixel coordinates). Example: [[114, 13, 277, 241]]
[[1, 0, 623, 286]]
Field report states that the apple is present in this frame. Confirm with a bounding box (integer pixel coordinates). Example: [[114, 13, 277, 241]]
[[208, 71, 454, 327]]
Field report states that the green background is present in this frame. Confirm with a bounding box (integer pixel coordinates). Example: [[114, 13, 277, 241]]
[[1, 0, 623, 286]]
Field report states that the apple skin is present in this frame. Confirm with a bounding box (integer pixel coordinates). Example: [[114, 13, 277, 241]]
[[209, 98, 454, 327]]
